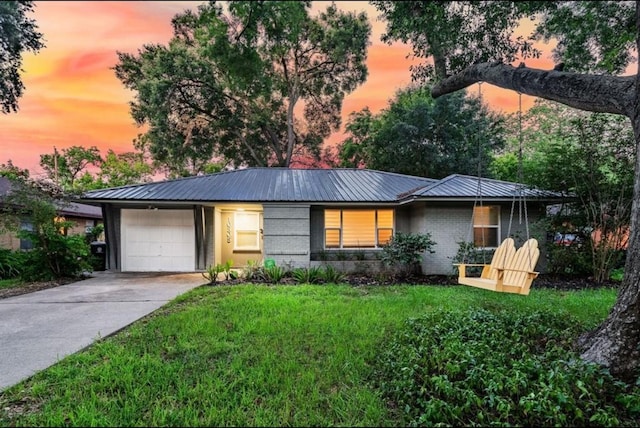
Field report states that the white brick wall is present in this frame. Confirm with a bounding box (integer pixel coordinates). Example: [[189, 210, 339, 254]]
[[263, 204, 310, 268]]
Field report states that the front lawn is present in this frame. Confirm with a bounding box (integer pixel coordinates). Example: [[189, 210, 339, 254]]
[[0, 283, 628, 426], [0, 279, 20, 290]]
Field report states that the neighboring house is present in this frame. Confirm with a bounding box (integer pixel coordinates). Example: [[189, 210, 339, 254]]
[[79, 168, 563, 275], [0, 177, 103, 250]]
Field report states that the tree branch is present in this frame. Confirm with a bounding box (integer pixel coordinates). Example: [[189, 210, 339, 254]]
[[431, 62, 635, 117]]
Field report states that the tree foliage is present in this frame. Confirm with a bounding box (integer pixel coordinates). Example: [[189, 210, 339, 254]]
[[494, 99, 634, 283], [39, 146, 102, 192], [115, 1, 371, 175], [337, 85, 505, 178], [38, 146, 155, 194], [373, 0, 640, 381], [96, 150, 154, 188], [0, 0, 44, 113]]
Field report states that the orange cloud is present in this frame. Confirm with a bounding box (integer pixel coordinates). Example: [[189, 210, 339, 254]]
[[0, 1, 556, 176]]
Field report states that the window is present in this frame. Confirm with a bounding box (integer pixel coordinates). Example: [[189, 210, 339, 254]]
[[19, 220, 33, 250], [324, 209, 394, 249], [234, 212, 261, 251], [473, 206, 500, 248]]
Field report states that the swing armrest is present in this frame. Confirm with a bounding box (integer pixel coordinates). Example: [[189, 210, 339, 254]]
[[454, 263, 491, 279]]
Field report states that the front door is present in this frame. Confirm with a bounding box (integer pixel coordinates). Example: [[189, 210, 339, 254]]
[[220, 210, 263, 267]]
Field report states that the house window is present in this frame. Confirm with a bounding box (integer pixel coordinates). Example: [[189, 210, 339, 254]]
[[473, 206, 500, 248], [324, 209, 394, 249], [19, 220, 33, 250], [234, 212, 260, 251]]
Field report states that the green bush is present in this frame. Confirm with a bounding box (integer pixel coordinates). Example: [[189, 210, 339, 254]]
[[263, 264, 286, 284], [242, 259, 264, 282], [292, 266, 323, 284], [0, 248, 21, 279], [545, 241, 592, 276], [373, 308, 640, 427], [380, 232, 436, 277], [610, 267, 624, 282], [319, 264, 345, 284], [18, 229, 91, 281]]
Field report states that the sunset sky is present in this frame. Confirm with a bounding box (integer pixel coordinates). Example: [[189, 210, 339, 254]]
[[0, 1, 556, 178]]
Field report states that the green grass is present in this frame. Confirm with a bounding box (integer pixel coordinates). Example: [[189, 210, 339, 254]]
[[0, 283, 618, 427], [0, 278, 21, 290]]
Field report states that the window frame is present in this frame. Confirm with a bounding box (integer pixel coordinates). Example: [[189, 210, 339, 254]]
[[472, 205, 501, 249], [233, 211, 261, 251], [324, 208, 394, 249]]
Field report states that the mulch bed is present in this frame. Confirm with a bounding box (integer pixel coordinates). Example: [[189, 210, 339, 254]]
[[339, 273, 620, 290], [214, 273, 621, 290], [0, 278, 79, 300], [0, 273, 619, 301]]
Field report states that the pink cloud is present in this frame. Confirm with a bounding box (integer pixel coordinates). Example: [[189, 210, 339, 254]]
[[1, 1, 561, 176]]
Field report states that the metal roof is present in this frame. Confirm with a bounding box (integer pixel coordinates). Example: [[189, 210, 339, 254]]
[[0, 177, 102, 218], [55, 201, 103, 219], [410, 174, 564, 200], [81, 168, 437, 203]]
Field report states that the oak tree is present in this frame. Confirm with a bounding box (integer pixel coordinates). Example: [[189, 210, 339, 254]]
[[115, 1, 370, 174], [375, 0, 640, 381]]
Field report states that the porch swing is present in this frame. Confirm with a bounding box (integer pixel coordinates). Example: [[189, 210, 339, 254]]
[[453, 88, 540, 296]]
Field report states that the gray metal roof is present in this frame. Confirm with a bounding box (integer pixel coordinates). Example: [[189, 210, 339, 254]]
[[411, 174, 564, 200], [0, 177, 102, 218], [81, 168, 437, 203], [55, 201, 103, 219]]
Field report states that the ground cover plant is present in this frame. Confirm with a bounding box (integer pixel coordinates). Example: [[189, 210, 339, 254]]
[[0, 283, 635, 427]]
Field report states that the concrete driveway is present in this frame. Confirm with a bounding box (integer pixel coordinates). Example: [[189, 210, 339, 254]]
[[0, 271, 205, 391]]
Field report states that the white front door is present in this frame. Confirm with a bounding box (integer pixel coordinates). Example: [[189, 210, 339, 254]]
[[121, 209, 195, 272]]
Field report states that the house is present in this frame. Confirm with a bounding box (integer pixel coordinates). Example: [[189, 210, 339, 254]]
[[79, 168, 563, 275], [0, 176, 103, 250]]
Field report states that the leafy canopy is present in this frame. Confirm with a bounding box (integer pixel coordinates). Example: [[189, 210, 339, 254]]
[[338, 85, 505, 179], [373, 1, 636, 81], [0, 0, 44, 113], [116, 1, 370, 175]]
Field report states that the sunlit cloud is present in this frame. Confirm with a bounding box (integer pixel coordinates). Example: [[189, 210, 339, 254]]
[[1, 1, 556, 174]]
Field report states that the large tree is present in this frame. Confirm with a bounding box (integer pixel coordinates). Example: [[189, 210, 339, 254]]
[[374, 0, 640, 381], [337, 85, 505, 178], [115, 1, 370, 175], [0, 1, 44, 114]]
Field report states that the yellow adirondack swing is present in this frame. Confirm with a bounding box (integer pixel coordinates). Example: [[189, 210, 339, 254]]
[[455, 89, 540, 295], [455, 238, 540, 296]]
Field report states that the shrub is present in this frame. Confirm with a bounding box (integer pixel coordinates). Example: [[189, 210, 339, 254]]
[[263, 264, 286, 284], [320, 264, 345, 284], [0, 248, 21, 279], [292, 266, 323, 284], [19, 227, 91, 281], [380, 232, 436, 277], [242, 260, 264, 282], [202, 264, 225, 285], [610, 267, 624, 282], [373, 308, 640, 426]]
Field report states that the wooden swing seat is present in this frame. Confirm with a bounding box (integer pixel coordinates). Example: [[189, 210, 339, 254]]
[[454, 238, 540, 296]]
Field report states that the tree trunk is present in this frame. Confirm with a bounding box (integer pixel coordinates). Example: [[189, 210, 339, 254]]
[[578, 1, 640, 382], [431, 29, 640, 380]]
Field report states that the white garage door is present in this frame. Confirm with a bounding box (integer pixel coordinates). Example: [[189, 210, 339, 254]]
[[121, 209, 195, 272]]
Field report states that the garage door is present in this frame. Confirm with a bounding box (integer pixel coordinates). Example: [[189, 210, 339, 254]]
[[121, 209, 195, 272]]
